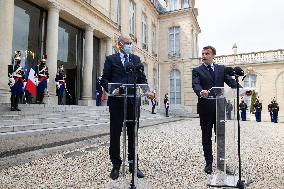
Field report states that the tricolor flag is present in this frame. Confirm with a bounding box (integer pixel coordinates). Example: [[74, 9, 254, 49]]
[[26, 67, 37, 97], [24, 58, 29, 81]]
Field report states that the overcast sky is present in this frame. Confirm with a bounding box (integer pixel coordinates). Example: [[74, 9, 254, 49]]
[[195, 0, 284, 56]]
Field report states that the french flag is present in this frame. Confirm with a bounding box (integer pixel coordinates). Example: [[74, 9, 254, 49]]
[[26, 67, 37, 97]]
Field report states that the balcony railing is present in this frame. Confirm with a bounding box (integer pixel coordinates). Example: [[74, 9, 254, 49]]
[[215, 49, 284, 65]]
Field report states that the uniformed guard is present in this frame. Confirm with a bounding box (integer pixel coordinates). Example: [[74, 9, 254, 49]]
[[268, 100, 273, 122], [271, 98, 279, 123], [239, 98, 247, 121], [55, 64, 65, 105], [253, 97, 262, 122], [226, 100, 233, 120], [164, 93, 169, 117], [8, 51, 25, 111], [151, 91, 157, 114], [35, 55, 49, 104], [96, 76, 103, 106]]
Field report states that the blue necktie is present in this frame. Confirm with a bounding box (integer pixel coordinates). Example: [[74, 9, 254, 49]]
[[124, 54, 129, 68], [207, 65, 215, 80]]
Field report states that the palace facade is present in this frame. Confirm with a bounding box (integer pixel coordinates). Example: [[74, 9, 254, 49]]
[[0, 0, 200, 107], [1, 0, 282, 121], [215, 47, 284, 121]]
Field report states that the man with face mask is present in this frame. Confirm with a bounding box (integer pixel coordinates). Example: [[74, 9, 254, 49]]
[[101, 34, 148, 180]]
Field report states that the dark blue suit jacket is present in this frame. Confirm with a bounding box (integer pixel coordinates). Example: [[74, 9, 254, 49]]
[[192, 64, 238, 115], [101, 53, 147, 108]]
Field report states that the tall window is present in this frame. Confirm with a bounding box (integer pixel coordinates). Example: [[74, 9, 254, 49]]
[[142, 13, 147, 49], [13, 0, 46, 60], [129, 0, 136, 35], [143, 62, 148, 77], [170, 0, 177, 11], [243, 74, 257, 87], [168, 26, 180, 57], [170, 70, 181, 104], [181, 0, 189, 8], [152, 23, 157, 54], [114, 0, 120, 24], [58, 20, 83, 105]]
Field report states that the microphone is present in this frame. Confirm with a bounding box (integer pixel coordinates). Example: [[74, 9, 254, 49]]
[[242, 75, 247, 81], [125, 62, 135, 73], [225, 66, 235, 76], [225, 66, 244, 76], [125, 62, 144, 73], [234, 66, 244, 76], [135, 63, 144, 73]]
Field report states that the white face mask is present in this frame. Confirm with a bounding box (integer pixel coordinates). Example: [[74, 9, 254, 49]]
[[123, 44, 132, 54]]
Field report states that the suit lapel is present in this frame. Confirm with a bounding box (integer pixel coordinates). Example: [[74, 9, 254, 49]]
[[213, 64, 218, 81], [129, 54, 135, 64], [201, 64, 214, 82], [115, 53, 126, 72]]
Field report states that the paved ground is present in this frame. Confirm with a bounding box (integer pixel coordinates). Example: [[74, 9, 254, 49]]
[[0, 118, 283, 189]]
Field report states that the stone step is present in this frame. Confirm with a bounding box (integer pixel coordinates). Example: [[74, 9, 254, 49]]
[[0, 118, 110, 133], [0, 108, 107, 115], [0, 122, 110, 155], [0, 113, 165, 133], [0, 115, 108, 124], [0, 104, 108, 114], [0, 111, 108, 121], [0, 116, 184, 157]]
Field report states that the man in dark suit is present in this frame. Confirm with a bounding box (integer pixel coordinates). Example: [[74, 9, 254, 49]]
[[192, 46, 239, 174], [101, 34, 149, 180]]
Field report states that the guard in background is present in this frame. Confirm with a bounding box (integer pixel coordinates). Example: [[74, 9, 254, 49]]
[[35, 55, 49, 104], [268, 100, 273, 122], [96, 76, 103, 106], [8, 51, 25, 111], [151, 90, 157, 114], [239, 98, 247, 121], [55, 64, 65, 105], [271, 98, 279, 123], [253, 97, 262, 122], [164, 93, 169, 117], [226, 100, 233, 120]]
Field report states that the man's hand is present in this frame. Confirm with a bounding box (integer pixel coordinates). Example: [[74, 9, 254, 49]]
[[112, 88, 120, 95], [200, 90, 209, 97]]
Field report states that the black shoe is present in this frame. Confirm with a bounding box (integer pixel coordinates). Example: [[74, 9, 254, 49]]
[[10, 107, 15, 111], [151, 112, 156, 114], [15, 108, 21, 111], [204, 164, 213, 174], [129, 167, 145, 178], [110, 167, 120, 180]]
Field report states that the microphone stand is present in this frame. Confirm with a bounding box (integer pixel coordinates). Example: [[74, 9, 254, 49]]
[[234, 75, 245, 189], [128, 63, 139, 189]]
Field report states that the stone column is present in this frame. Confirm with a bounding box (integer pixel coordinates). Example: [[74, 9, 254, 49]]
[[0, 0, 14, 103], [78, 25, 95, 106], [106, 38, 113, 56], [45, 3, 60, 104]]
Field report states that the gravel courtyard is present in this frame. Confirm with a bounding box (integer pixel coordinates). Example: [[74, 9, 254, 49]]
[[0, 118, 283, 189]]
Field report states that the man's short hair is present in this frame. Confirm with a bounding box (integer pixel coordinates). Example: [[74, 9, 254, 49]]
[[203, 46, 216, 55], [118, 34, 130, 42]]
